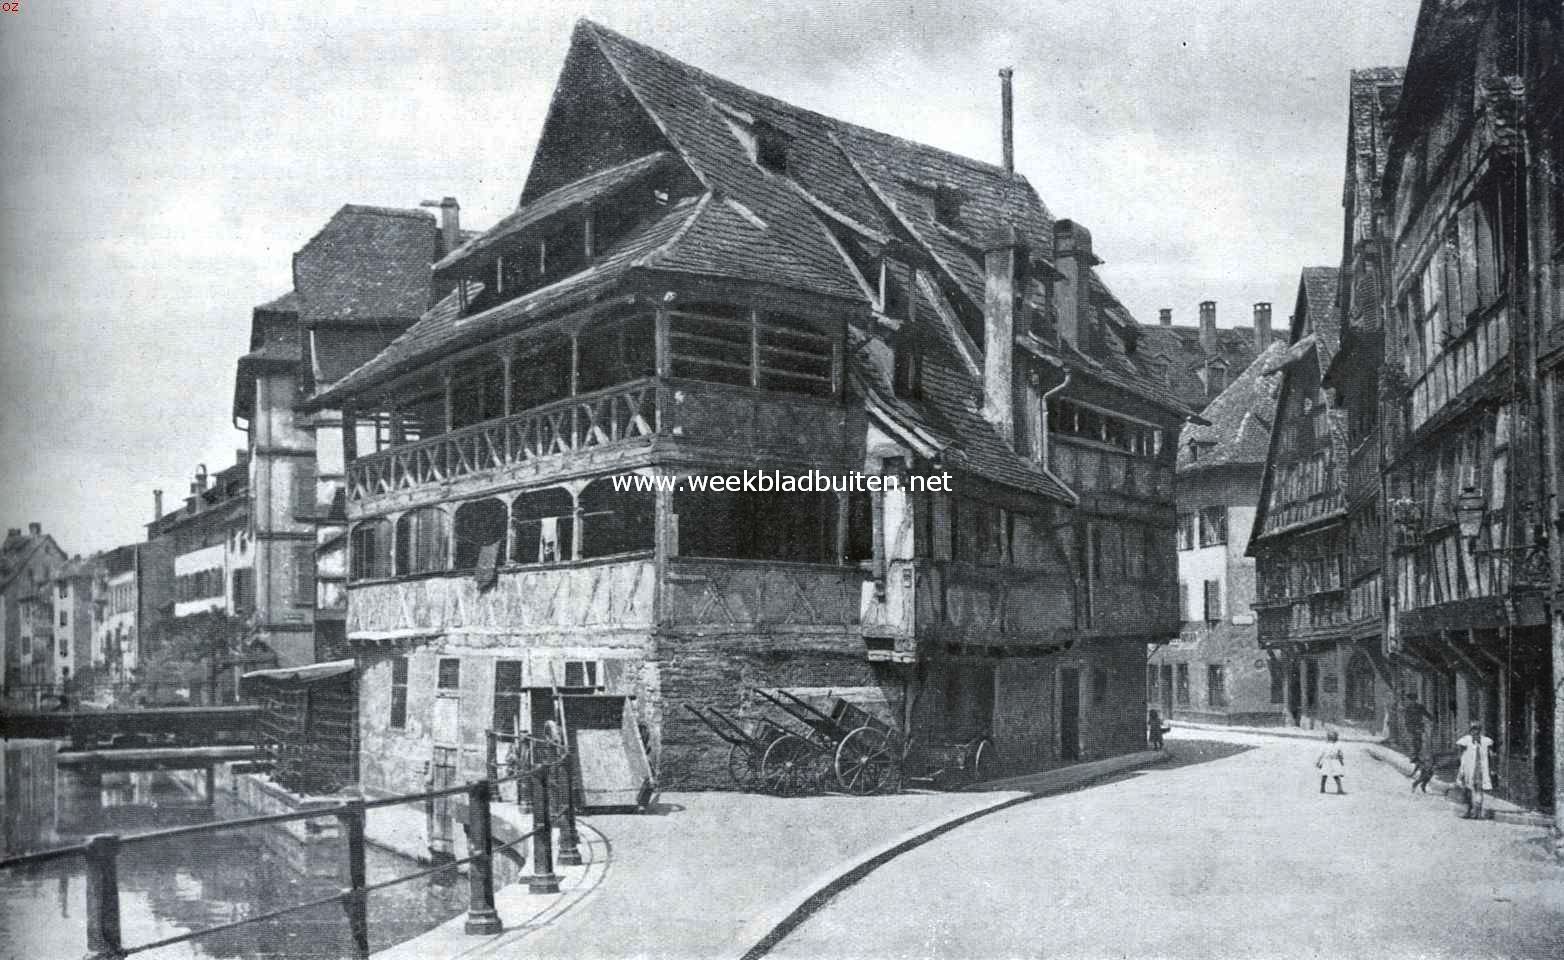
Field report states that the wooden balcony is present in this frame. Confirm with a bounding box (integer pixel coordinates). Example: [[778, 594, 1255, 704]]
[[1050, 438, 1174, 504], [1255, 591, 1350, 646], [348, 379, 657, 503], [1408, 304, 1509, 434]]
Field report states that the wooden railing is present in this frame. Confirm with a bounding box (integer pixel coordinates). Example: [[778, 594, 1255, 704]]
[[1256, 592, 1350, 645], [349, 378, 657, 501], [0, 731, 579, 960], [1408, 304, 1509, 433]]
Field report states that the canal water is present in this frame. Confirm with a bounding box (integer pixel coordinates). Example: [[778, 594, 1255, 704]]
[[0, 763, 504, 959]]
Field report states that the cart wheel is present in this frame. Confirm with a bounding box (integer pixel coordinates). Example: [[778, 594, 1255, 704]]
[[760, 734, 813, 796], [968, 739, 995, 784], [728, 742, 761, 791], [835, 726, 897, 795]]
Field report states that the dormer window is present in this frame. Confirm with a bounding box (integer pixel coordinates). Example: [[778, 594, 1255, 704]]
[[880, 256, 911, 318], [933, 185, 961, 225], [711, 98, 789, 175], [755, 126, 789, 174]]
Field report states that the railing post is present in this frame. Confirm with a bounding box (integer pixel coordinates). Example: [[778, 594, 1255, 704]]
[[528, 764, 560, 894], [337, 800, 370, 960], [464, 780, 504, 934], [83, 834, 122, 959], [557, 749, 583, 867]]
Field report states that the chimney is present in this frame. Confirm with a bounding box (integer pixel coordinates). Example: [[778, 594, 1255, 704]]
[[1159, 308, 1172, 326], [1199, 300, 1217, 357], [28, 522, 40, 536], [981, 224, 1026, 445], [154, 489, 163, 521], [196, 463, 209, 491], [423, 197, 461, 257], [1253, 302, 1273, 353], [999, 68, 1014, 174], [1052, 219, 1097, 352]]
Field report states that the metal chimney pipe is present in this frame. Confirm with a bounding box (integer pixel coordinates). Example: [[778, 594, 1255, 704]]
[[999, 67, 1014, 173]]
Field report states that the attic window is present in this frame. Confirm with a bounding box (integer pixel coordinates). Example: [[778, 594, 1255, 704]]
[[711, 99, 788, 175], [933, 185, 961, 225], [756, 129, 788, 173]]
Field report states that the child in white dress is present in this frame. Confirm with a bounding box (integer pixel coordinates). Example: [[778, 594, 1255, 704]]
[[1316, 730, 1346, 794]]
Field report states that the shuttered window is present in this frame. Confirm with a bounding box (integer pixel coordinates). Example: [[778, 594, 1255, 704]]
[[1203, 579, 1222, 623], [390, 657, 409, 729], [437, 657, 461, 691], [492, 660, 524, 736], [294, 543, 314, 608]]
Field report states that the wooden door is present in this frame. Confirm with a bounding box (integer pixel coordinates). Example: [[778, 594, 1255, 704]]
[[1059, 668, 1081, 761]]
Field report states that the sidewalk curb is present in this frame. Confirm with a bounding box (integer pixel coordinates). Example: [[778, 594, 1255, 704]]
[[1171, 719, 1386, 743], [1364, 744, 1555, 830], [722, 751, 1170, 960]]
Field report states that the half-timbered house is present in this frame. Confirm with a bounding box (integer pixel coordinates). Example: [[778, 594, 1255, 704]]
[[309, 21, 1192, 792], [1374, 0, 1558, 811], [1249, 267, 1393, 731]]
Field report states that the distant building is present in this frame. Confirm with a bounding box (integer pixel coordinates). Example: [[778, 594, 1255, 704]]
[[232, 206, 460, 667], [53, 556, 100, 687], [92, 542, 172, 687], [1138, 301, 1284, 412], [1150, 318, 1287, 725], [145, 459, 254, 699], [148, 459, 254, 621], [0, 524, 67, 694]]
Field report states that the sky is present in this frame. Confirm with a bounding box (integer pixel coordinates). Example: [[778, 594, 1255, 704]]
[[0, 0, 1421, 556]]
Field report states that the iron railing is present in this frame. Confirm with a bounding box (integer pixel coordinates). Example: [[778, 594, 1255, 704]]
[[0, 731, 580, 960]]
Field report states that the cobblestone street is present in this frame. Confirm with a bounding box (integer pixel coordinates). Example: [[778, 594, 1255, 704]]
[[769, 730, 1564, 960]]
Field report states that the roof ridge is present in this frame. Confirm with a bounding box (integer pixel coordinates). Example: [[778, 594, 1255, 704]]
[[337, 204, 436, 221], [580, 18, 1020, 179]]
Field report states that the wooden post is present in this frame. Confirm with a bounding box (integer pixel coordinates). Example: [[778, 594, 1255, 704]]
[[204, 763, 216, 805], [557, 745, 582, 867], [337, 800, 370, 960], [500, 352, 514, 419], [83, 834, 122, 958], [528, 765, 560, 894], [464, 780, 504, 934], [485, 730, 498, 785]]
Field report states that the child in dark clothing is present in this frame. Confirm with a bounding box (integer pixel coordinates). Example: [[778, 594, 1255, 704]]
[[1147, 709, 1170, 750]]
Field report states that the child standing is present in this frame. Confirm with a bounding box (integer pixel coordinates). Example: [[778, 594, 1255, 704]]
[[1315, 730, 1346, 794], [1147, 709, 1168, 750]]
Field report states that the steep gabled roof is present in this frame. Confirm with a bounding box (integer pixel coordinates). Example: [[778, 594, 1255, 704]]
[[1178, 342, 1286, 473], [317, 20, 1183, 500], [293, 205, 441, 326], [316, 195, 708, 400], [0, 531, 66, 593], [1247, 268, 1350, 549], [1136, 320, 1283, 414]]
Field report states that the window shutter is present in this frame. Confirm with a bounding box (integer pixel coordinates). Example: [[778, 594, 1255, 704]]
[[293, 461, 316, 519], [1179, 581, 1190, 621], [1203, 579, 1221, 622], [294, 543, 314, 608]]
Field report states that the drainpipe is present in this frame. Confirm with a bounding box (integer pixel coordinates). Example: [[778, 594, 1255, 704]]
[[1040, 370, 1072, 470]]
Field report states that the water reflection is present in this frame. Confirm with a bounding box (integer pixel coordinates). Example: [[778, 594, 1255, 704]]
[[1, 766, 494, 959]]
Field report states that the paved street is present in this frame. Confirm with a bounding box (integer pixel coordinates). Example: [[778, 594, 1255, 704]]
[[768, 730, 1564, 960]]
